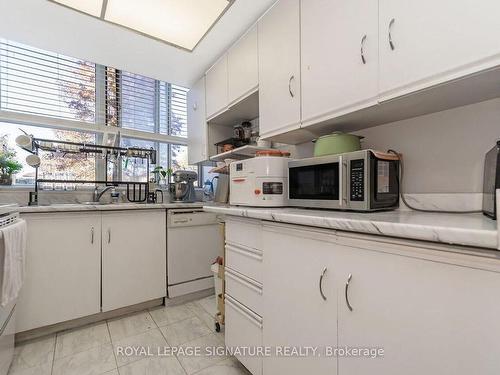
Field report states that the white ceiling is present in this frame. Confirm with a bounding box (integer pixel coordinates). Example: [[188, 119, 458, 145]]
[[0, 0, 276, 88]]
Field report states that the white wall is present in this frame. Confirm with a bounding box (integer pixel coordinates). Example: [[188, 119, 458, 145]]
[[289, 98, 500, 194]]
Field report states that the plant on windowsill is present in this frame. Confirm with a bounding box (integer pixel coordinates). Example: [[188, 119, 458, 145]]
[[0, 136, 23, 185]]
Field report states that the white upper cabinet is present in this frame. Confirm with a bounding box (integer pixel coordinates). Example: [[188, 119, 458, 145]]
[[379, 0, 500, 100], [258, 0, 301, 138], [301, 0, 379, 126], [187, 76, 207, 164], [227, 25, 259, 105], [205, 55, 228, 119]]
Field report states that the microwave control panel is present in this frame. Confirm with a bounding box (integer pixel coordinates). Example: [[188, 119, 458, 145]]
[[350, 159, 364, 201]]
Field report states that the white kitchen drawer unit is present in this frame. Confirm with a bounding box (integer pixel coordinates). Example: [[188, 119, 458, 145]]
[[225, 267, 263, 316], [225, 295, 263, 375], [226, 217, 262, 251], [225, 242, 263, 284]]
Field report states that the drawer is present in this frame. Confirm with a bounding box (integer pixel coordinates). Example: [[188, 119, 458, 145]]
[[225, 295, 263, 375], [226, 218, 262, 250], [225, 267, 263, 316], [0, 306, 15, 375], [225, 243, 263, 284]]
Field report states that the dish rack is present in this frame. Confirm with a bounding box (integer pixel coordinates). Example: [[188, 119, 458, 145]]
[[24, 137, 156, 205]]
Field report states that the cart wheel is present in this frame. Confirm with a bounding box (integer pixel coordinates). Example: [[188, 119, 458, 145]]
[[215, 322, 221, 332]]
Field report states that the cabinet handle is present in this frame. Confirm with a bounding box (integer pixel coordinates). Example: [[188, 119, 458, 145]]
[[388, 18, 396, 50], [107, 229, 111, 244], [319, 267, 327, 301], [360, 35, 367, 64], [91, 227, 94, 244], [288, 75, 295, 98], [345, 273, 353, 311]]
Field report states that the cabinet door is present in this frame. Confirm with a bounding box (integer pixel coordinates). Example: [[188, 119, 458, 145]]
[[187, 76, 208, 164], [16, 213, 101, 332], [301, 0, 378, 125], [258, 0, 301, 137], [205, 55, 228, 119], [263, 226, 338, 375], [227, 25, 259, 105], [379, 0, 500, 100], [337, 244, 500, 374], [102, 210, 166, 312]]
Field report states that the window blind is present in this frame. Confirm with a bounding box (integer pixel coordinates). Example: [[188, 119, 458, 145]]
[[0, 39, 188, 140], [0, 40, 96, 122]]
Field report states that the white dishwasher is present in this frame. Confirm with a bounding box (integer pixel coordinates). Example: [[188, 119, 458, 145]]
[[167, 209, 223, 298]]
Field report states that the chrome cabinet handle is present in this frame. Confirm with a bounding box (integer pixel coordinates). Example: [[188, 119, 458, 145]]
[[319, 267, 327, 301], [360, 35, 367, 64], [345, 273, 353, 311], [91, 227, 94, 244], [107, 229, 111, 244], [388, 18, 396, 50], [288, 75, 295, 98]]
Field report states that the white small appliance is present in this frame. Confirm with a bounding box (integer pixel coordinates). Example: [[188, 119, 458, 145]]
[[230, 156, 289, 207]]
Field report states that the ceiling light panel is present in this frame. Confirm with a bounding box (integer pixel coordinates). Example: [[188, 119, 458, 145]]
[[51, 0, 104, 17], [105, 0, 231, 51]]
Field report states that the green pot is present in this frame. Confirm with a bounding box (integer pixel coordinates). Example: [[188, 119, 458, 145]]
[[313, 132, 364, 157]]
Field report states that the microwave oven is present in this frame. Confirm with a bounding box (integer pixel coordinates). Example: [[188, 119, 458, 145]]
[[230, 156, 289, 207], [288, 150, 400, 211]]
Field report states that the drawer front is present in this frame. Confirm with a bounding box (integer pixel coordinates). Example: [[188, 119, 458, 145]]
[[226, 218, 262, 250], [225, 243, 263, 284], [0, 307, 15, 375], [225, 267, 263, 316], [225, 295, 263, 375]]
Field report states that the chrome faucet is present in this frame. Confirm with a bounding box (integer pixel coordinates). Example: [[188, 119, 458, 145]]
[[93, 186, 115, 202]]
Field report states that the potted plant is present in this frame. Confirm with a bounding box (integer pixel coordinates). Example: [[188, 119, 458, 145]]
[[0, 144, 23, 186]]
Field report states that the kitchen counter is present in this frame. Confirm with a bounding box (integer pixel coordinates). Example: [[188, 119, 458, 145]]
[[18, 202, 205, 214], [204, 205, 499, 250]]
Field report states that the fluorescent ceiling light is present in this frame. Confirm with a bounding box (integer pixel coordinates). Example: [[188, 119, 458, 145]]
[[49, 0, 233, 51]]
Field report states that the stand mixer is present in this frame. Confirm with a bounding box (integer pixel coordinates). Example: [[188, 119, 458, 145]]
[[170, 170, 198, 202]]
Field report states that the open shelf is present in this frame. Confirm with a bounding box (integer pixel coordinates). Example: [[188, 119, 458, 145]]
[[210, 145, 273, 162]]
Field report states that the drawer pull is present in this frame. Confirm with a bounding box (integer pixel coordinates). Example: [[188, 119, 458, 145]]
[[360, 35, 367, 64], [226, 243, 263, 261], [388, 18, 396, 50], [226, 295, 263, 328], [319, 267, 327, 301], [226, 267, 263, 294]]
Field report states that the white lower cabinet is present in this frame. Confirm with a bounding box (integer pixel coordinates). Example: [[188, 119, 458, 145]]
[[16, 213, 101, 332], [101, 210, 166, 312], [262, 225, 338, 375]]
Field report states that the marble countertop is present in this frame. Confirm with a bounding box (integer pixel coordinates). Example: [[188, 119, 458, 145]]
[[204, 205, 499, 250], [18, 202, 205, 214]]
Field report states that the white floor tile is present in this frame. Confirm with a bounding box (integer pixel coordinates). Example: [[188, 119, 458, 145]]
[[160, 316, 212, 347], [52, 343, 116, 375], [196, 296, 217, 317], [149, 304, 195, 327], [117, 356, 186, 375], [194, 357, 251, 375], [176, 333, 226, 375], [55, 322, 111, 359], [112, 329, 168, 367], [185, 302, 215, 330], [7, 363, 52, 375], [107, 312, 155, 342], [10, 335, 55, 372]]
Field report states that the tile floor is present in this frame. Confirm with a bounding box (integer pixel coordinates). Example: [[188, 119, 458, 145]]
[[8, 295, 250, 375]]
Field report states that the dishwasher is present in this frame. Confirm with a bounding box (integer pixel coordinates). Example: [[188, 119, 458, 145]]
[[167, 209, 223, 298]]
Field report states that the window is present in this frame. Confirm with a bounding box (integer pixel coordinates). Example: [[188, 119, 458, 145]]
[[0, 39, 197, 188]]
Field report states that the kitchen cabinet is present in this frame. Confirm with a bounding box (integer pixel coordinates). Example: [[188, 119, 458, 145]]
[[187, 76, 208, 164], [205, 55, 228, 119], [101, 210, 166, 312], [336, 238, 500, 375], [262, 225, 338, 375], [227, 25, 259, 106], [16, 213, 101, 332], [258, 0, 301, 138], [379, 0, 500, 100], [301, 0, 379, 126]]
